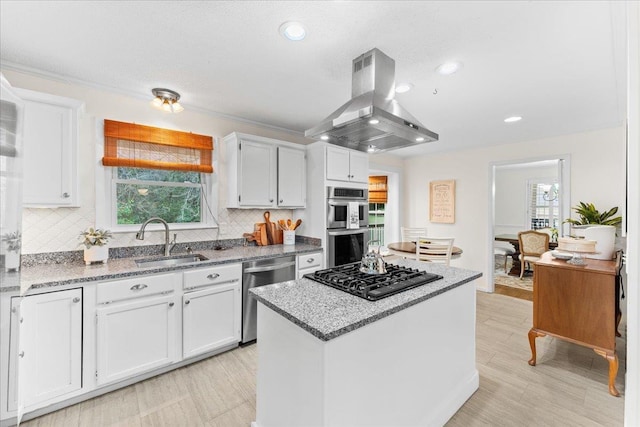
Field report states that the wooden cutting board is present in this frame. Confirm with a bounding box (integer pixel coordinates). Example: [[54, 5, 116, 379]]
[[253, 222, 282, 245]]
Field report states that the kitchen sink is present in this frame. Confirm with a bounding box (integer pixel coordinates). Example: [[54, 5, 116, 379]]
[[135, 254, 208, 268]]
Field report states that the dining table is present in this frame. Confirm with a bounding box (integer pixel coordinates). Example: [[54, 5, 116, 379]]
[[494, 233, 558, 276], [386, 241, 463, 260]]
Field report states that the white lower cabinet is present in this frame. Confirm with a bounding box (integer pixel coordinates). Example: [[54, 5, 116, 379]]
[[16, 288, 83, 409], [96, 293, 180, 385], [297, 251, 324, 279], [95, 273, 181, 386], [182, 263, 242, 359], [183, 283, 241, 358]]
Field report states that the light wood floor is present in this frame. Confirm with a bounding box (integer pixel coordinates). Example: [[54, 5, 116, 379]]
[[22, 292, 626, 426]]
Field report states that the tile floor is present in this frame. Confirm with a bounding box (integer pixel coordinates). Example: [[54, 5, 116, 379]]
[[21, 291, 626, 427]]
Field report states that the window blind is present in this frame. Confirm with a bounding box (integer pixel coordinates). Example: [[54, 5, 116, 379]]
[[368, 175, 388, 203], [102, 120, 213, 173]]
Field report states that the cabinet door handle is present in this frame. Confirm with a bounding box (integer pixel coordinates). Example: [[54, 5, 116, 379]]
[[169, 302, 174, 307], [280, 199, 283, 203], [270, 199, 274, 203], [307, 258, 314, 263], [62, 192, 70, 198], [185, 300, 190, 305], [206, 273, 220, 280], [130, 284, 148, 291], [73, 297, 81, 303], [19, 351, 24, 358]]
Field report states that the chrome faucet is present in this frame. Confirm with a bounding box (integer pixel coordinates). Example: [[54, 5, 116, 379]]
[[136, 217, 174, 256]]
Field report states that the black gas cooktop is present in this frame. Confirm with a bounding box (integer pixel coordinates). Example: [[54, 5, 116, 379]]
[[304, 262, 443, 301]]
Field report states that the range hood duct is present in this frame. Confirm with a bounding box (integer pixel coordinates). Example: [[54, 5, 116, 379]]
[[305, 48, 438, 153]]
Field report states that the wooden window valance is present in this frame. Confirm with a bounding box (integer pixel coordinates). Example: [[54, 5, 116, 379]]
[[369, 175, 388, 203], [102, 120, 213, 173]]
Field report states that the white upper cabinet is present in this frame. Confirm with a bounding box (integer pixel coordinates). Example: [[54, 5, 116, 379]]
[[224, 132, 306, 208], [278, 146, 306, 207], [238, 139, 277, 207], [14, 88, 83, 207], [326, 145, 368, 183]]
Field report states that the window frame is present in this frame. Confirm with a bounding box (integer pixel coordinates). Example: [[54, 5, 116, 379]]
[[526, 178, 560, 230], [96, 126, 218, 233]]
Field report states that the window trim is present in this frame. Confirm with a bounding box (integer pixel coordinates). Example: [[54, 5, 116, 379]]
[[96, 123, 218, 233]]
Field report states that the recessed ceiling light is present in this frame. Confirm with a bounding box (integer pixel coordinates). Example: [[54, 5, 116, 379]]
[[415, 137, 425, 142], [320, 135, 329, 140], [279, 21, 306, 41], [369, 119, 380, 124], [395, 83, 414, 93], [367, 145, 377, 153], [436, 61, 463, 75], [504, 116, 522, 123]]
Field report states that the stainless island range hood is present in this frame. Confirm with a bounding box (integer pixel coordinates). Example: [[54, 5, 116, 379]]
[[305, 48, 438, 153]]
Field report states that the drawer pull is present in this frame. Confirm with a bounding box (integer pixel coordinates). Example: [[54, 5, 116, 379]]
[[19, 351, 24, 358], [130, 284, 148, 291], [73, 297, 81, 303], [185, 300, 190, 305], [206, 273, 220, 280], [62, 192, 70, 198], [169, 302, 175, 307], [307, 258, 314, 263]]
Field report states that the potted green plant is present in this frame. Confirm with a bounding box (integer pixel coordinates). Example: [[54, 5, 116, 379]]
[[2, 231, 21, 271], [563, 202, 622, 228], [79, 227, 112, 265], [564, 202, 621, 260]]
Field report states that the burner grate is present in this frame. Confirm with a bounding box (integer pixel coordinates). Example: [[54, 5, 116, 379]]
[[304, 262, 443, 301]]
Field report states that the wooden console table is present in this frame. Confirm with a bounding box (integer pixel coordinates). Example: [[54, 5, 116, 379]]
[[528, 251, 621, 396]]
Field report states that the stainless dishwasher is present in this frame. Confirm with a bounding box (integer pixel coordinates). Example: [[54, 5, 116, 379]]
[[242, 255, 296, 343]]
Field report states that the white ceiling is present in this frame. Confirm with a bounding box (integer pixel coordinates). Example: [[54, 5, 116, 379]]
[[0, 1, 628, 158]]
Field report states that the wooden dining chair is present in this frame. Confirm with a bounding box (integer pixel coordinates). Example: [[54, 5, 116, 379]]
[[401, 227, 428, 242], [518, 230, 550, 279], [415, 237, 455, 266]]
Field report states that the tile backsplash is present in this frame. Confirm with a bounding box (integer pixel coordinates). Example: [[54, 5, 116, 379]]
[[22, 207, 293, 254]]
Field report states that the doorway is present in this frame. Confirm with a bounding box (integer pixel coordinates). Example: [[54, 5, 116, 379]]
[[488, 155, 571, 294], [368, 163, 401, 251]]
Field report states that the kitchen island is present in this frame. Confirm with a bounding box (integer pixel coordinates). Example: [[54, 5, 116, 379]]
[[250, 259, 482, 427]]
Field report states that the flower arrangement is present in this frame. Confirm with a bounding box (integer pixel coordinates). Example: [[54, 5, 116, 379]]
[[1, 231, 21, 253], [79, 228, 113, 249]]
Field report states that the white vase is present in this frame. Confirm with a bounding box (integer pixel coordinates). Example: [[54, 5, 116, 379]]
[[4, 251, 20, 272], [583, 225, 617, 260], [84, 245, 109, 265]]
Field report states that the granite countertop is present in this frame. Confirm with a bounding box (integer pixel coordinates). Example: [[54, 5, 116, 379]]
[[1, 243, 322, 294], [249, 258, 482, 342]]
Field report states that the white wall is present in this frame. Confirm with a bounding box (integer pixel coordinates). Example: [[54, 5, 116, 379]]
[[624, 2, 639, 424], [1, 69, 309, 254], [494, 162, 557, 235], [403, 126, 626, 290]]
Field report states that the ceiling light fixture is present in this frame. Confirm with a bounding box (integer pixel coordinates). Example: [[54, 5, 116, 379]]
[[436, 61, 463, 75], [320, 135, 329, 141], [504, 116, 522, 123], [279, 21, 306, 41], [151, 88, 184, 113], [415, 137, 425, 142], [367, 145, 377, 153], [368, 119, 380, 124], [395, 83, 414, 93]]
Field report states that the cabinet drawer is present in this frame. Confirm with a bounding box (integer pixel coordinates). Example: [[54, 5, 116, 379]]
[[183, 263, 242, 290], [96, 273, 178, 304], [298, 252, 322, 269]]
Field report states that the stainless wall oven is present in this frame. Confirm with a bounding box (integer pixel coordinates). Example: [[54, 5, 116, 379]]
[[327, 187, 368, 229], [327, 228, 368, 267], [327, 186, 368, 267]]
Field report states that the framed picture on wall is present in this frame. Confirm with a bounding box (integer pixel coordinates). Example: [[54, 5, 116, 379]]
[[429, 180, 455, 223]]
